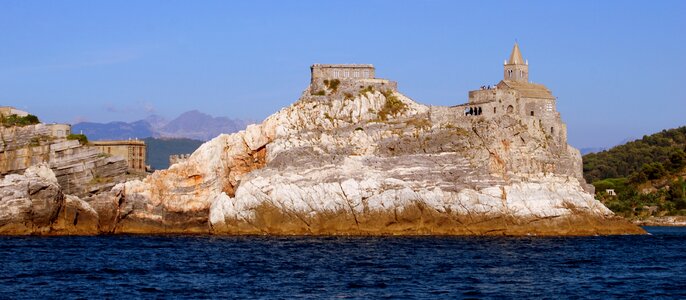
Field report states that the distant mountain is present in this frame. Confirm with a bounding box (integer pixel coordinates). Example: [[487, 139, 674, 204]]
[[72, 120, 154, 140], [72, 110, 252, 141], [157, 110, 252, 141], [144, 137, 204, 170]]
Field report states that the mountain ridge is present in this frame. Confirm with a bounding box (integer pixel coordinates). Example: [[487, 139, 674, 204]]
[[72, 110, 252, 141]]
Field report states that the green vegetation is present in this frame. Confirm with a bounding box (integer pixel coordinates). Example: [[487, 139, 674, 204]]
[[67, 133, 89, 145], [377, 90, 407, 121], [1, 114, 40, 127], [583, 126, 686, 217], [323, 79, 340, 92], [313, 90, 326, 96], [584, 126, 686, 183], [358, 86, 374, 96], [344, 92, 354, 100]]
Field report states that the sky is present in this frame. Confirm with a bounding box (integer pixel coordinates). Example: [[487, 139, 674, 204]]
[[0, 1, 684, 149]]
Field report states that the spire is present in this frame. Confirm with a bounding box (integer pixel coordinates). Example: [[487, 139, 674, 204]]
[[508, 42, 524, 65]]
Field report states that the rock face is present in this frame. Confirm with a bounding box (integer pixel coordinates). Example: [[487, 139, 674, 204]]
[[0, 164, 100, 235], [0, 124, 128, 197]]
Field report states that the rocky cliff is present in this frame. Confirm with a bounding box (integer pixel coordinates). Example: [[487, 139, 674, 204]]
[[0, 124, 128, 197], [0, 79, 644, 235]]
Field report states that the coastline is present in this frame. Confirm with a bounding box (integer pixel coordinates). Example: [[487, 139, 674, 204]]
[[632, 216, 686, 227]]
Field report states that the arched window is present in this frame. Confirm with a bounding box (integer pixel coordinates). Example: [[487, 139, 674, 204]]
[[507, 105, 514, 113]]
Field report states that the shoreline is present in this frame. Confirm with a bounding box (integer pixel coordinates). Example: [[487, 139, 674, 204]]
[[632, 216, 686, 227]]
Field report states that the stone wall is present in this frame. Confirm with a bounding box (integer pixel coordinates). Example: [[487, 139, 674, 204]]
[[311, 64, 375, 82]]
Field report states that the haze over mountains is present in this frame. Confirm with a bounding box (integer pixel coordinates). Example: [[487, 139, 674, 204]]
[[73, 110, 253, 141]]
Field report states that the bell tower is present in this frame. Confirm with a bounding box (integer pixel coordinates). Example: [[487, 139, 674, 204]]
[[503, 42, 529, 82]]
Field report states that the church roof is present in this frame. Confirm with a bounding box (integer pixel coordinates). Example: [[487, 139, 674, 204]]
[[498, 80, 554, 99], [507, 43, 525, 65]]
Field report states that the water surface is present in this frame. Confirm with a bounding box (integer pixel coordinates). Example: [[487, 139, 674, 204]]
[[1, 227, 685, 298]]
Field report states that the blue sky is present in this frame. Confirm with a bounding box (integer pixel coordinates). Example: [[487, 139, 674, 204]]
[[0, 1, 684, 148]]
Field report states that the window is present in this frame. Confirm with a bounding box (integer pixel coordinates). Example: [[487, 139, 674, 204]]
[[333, 70, 339, 78], [530, 111, 534, 116], [344, 70, 349, 78], [364, 70, 369, 78], [493, 107, 497, 113], [354, 71, 359, 78]]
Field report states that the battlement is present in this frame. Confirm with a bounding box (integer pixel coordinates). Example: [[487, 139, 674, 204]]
[[311, 64, 375, 82], [170, 153, 191, 166]]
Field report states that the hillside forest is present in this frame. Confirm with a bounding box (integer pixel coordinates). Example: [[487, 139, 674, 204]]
[[583, 126, 686, 218]]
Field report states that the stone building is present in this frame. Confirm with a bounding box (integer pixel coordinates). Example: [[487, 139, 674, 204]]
[[447, 42, 566, 145], [45, 124, 71, 138], [310, 64, 375, 82], [0, 106, 29, 117], [91, 140, 147, 173]]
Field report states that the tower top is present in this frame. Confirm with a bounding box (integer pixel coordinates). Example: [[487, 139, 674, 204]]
[[503, 42, 529, 82], [507, 43, 525, 65]]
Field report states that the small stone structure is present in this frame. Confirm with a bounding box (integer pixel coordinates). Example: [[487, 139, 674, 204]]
[[91, 140, 147, 173], [309, 64, 397, 97], [0, 106, 29, 117], [45, 123, 71, 138], [606, 189, 617, 196], [169, 153, 191, 166]]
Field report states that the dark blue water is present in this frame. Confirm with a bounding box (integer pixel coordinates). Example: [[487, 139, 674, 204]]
[[1, 227, 685, 299]]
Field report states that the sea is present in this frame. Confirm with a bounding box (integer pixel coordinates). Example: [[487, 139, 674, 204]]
[[1, 227, 685, 299]]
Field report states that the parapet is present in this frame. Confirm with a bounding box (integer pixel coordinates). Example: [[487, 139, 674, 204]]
[[311, 64, 375, 82]]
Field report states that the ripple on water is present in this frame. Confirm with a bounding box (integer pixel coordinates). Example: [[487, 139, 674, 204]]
[[0, 228, 685, 298]]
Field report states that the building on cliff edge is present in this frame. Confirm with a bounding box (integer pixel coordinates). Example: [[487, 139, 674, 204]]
[[91, 140, 148, 174]]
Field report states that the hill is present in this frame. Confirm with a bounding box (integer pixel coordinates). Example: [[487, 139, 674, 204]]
[[583, 126, 686, 217], [143, 137, 204, 170], [72, 120, 154, 140], [73, 110, 251, 141]]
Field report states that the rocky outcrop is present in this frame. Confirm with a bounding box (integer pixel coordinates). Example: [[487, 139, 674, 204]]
[[0, 164, 102, 235], [0, 76, 645, 236], [100, 80, 642, 235], [0, 124, 128, 197]]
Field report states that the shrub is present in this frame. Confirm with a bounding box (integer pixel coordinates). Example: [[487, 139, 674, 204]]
[[358, 86, 374, 96], [313, 90, 326, 96], [1, 114, 40, 127], [323, 79, 340, 92], [67, 133, 89, 145], [377, 90, 407, 121]]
